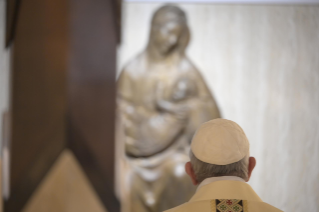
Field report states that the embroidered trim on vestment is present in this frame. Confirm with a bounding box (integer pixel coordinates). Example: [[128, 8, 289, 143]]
[[210, 199, 247, 212]]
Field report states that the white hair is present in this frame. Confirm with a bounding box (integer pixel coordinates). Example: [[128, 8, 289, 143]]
[[190, 151, 249, 183]]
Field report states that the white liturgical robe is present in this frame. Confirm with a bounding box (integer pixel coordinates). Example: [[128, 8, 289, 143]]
[[164, 176, 283, 212]]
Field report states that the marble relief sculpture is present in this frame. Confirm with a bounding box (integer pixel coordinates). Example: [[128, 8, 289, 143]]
[[117, 5, 220, 212]]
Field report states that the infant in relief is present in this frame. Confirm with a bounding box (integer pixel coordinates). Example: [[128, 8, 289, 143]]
[[125, 77, 199, 157], [156, 77, 198, 120]]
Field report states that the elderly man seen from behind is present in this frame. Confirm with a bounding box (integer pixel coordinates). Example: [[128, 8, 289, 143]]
[[165, 119, 283, 212]]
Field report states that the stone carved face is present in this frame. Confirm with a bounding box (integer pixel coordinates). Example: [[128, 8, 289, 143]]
[[149, 5, 190, 56], [152, 19, 183, 55]]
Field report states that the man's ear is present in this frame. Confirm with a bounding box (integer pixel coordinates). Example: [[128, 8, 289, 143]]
[[185, 162, 198, 185], [246, 157, 256, 182]]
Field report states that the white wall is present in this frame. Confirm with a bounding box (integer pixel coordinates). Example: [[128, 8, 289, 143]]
[[118, 3, 319, 212], [0, 0, 11, 151]]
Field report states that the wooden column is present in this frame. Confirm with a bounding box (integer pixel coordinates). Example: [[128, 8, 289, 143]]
[[4, 0, 68, 211], [67, 0, 120, 211], [5, 0, 120, 210]]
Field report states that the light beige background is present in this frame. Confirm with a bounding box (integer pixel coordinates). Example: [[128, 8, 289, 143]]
[[117, 3, 319, 212]]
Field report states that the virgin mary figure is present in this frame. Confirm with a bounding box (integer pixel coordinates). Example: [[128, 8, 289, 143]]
[[117, 5, 220, 212]]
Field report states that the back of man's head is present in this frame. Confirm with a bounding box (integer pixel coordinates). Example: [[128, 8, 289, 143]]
[[190, 151, 249, 183], [189, 119, 252, 183]]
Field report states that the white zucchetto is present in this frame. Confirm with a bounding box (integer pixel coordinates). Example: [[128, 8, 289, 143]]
[[191, 119, 250, 165]]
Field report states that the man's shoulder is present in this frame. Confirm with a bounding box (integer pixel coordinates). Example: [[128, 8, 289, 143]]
[[164, 199, 283, 212], [247, 200, 283, 212], [164, 200, 211, 212]]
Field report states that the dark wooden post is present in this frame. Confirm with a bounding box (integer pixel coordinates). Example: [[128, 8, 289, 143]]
[[4, 0, 68, 211], [67, 0, 120, 211], [5, 0, 120, 210]]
